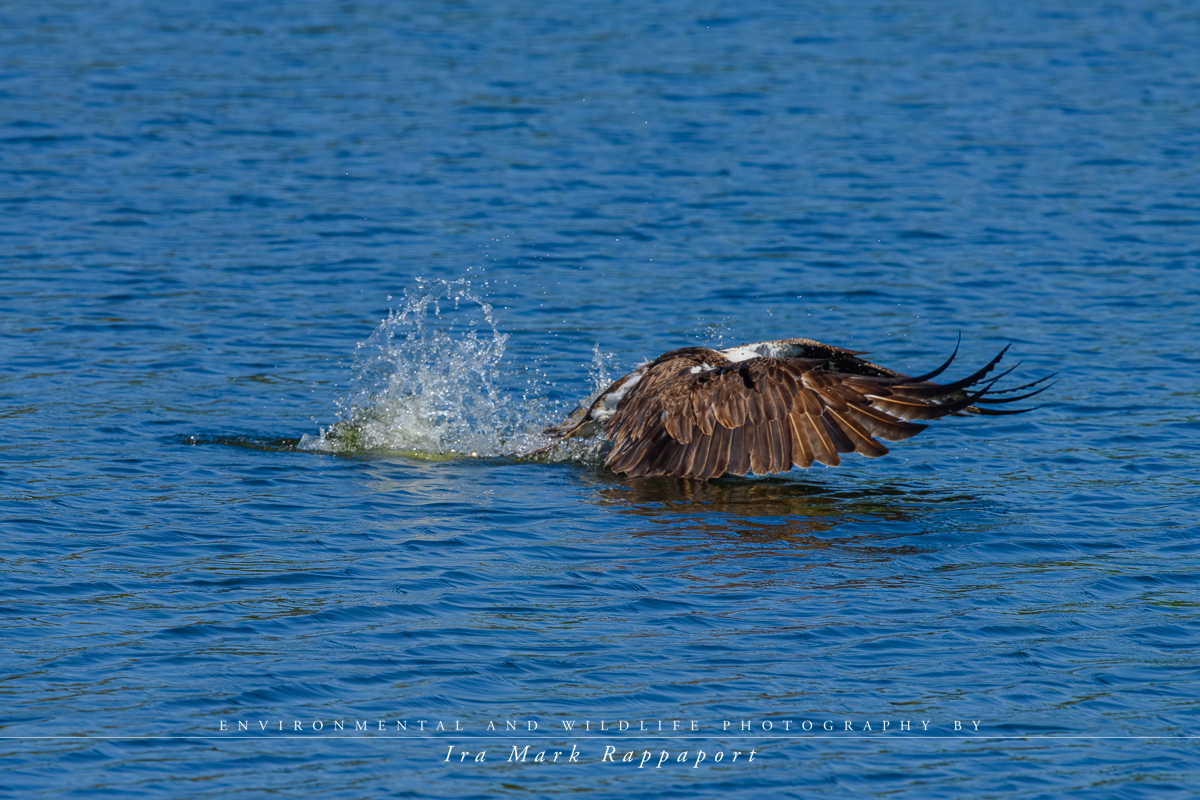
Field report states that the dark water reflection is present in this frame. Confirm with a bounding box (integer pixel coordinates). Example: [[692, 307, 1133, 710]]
[[591, 473, 978, 542], [595, 474, 976, 519]]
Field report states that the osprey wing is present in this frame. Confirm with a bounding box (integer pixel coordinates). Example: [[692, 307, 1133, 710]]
[[603, 353, 1011, 481]]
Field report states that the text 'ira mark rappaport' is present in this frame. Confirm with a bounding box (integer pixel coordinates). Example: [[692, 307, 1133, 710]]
[[445, 745, 758, 767]]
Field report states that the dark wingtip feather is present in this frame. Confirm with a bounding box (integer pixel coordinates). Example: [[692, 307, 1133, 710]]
[[985, 373, 1057, 395], [974, 380, 1057, 404], [972, 404, 1046, 416], [984, 361, 1021, 385], [896, 332, 961, 384], [917, 344, 1010, 395]]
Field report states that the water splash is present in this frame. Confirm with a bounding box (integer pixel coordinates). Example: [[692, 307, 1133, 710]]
[[586, 343, 620, 400], [536, 343, 626, 463], [300, 278, 554, 459]]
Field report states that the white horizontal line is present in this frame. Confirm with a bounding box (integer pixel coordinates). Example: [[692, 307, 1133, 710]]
[[0, 736, 1194, 741]]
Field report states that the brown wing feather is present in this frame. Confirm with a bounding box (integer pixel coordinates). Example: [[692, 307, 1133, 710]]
[[844, 404, 928, 441], [683, 426, 705, 480], [697, 425, 728, 481], [827, 408, 890, 457], [766, 418, 790, 473], [600, 345, 1029, 480], [788, 414, 816, 468], [727, 426, 751, 476], [747, 421, 769, 476]]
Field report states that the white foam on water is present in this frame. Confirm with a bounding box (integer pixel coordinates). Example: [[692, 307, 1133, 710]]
[[299, 278, 613, 462]]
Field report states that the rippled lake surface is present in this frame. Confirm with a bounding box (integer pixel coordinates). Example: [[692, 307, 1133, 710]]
[[3, 1, 1199, 796]]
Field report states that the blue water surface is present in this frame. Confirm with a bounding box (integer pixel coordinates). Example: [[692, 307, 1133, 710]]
[[2, 0, 1199, 797]]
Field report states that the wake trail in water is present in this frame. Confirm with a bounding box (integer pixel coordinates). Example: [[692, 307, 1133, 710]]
[[299, 278, 612, 462]]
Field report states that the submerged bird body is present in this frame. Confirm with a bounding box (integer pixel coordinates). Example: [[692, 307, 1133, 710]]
[[544, 337, 1047, 481]]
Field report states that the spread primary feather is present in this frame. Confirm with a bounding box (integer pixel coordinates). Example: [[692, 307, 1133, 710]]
[[541, 336, 1050, 481]]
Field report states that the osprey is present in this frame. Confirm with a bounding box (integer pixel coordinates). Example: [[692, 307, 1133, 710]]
[[542, 337, 1049, 481]]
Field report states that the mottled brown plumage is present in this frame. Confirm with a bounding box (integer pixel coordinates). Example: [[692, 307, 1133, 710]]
[[543, 337, 1049, 481]]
